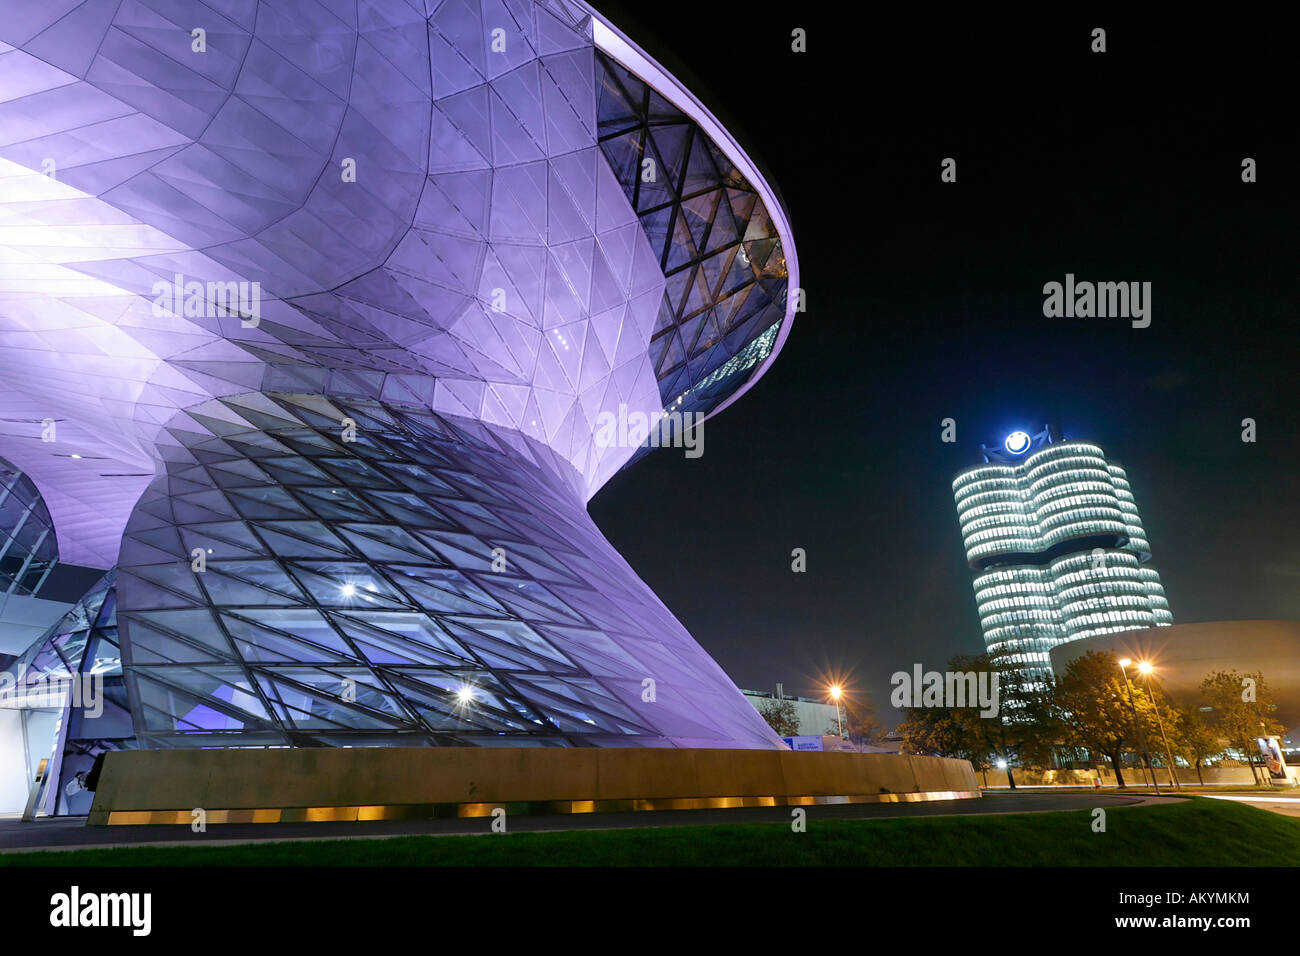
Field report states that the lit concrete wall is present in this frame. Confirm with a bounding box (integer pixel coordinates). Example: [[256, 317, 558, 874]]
[[88, 747, 978, 823], [975, 766, 1265, 787]]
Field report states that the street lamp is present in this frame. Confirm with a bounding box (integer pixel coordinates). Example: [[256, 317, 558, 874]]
[[828, 684, 844, 738], [1118, 658, 1159, 792], [1138, 661, 1182, 790]]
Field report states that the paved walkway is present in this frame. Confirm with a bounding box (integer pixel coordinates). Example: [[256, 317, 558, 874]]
[[1201, 791, 1300, 818], [0, 792, 1161, 854]]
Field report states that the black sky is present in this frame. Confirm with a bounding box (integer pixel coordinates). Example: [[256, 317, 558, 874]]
[[587, 5, 1299, 709]]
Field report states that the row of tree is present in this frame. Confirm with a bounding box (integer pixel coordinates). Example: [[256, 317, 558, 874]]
[[896, 650, 1285, 787]]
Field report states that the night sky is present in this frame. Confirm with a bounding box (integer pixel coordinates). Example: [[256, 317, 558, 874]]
[[587, 5, 1299, 709]]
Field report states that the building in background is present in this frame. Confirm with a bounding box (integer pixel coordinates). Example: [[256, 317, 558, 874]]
[[952, 425, 1172, 686], [742, 686, 840, 738], [0, 0, 799, 815], [1050, 621, 1300, 747]]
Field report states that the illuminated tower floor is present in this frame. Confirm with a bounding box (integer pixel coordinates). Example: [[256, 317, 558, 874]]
[[953, 429, 1172, 684]]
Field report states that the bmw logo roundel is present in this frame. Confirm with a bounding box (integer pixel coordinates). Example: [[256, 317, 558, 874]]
[[1005, 431, 1031, 455]]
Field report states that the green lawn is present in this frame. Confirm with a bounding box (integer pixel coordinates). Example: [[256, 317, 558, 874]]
[[4, 797, 1296, 867]]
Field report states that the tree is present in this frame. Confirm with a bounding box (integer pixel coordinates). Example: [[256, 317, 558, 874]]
[[1054, 651, 1165, 788], [829, 694, 888, 749], [898, 705, 978, 759], [988, 653, 1062, 781], [1199, 670, 1285, 786], [1173, 704, 1223, 786], [756, 697, 800, 738], [1130, 671, 1184, 786], [896, 651, 1056, 789]]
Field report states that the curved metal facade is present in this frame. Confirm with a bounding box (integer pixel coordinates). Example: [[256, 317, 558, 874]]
[[953, 440, 1172, 681], [0, 0, 797, 794]]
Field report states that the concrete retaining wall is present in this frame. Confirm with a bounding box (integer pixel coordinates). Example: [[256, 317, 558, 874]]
[[88, 747, 978, 824], [978, 766, 1274, 787]]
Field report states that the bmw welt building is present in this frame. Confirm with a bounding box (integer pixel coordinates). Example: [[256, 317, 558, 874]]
[[0, 0, 981, 822]]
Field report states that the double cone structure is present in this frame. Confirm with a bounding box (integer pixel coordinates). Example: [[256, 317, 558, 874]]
[[0, 0, 799, 813], [953, 432, 1172, 686]]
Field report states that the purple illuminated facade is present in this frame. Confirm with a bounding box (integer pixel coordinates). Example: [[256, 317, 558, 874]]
[[0, 0, 798, 809]]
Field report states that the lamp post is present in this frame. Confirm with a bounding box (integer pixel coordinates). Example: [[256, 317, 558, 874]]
[[829, 684, 844, 739], [1118, 658, 1159, 792], [1138, 662, 1181, 791]]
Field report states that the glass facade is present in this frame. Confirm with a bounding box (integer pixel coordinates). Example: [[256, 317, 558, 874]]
[[953, 440, 1172, 683], [593, 51, 789, 419], [0, 458, 58, 596], [105, 393, 778, 750]]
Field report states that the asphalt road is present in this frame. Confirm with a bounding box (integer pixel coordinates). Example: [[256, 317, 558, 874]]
[[0, 791, 1156, 853]]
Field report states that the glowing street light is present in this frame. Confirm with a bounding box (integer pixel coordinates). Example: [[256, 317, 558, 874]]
[[828, 684, 844, 738], [1138, 661, 1181, 790], [1118, 658, 1159, 792]]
